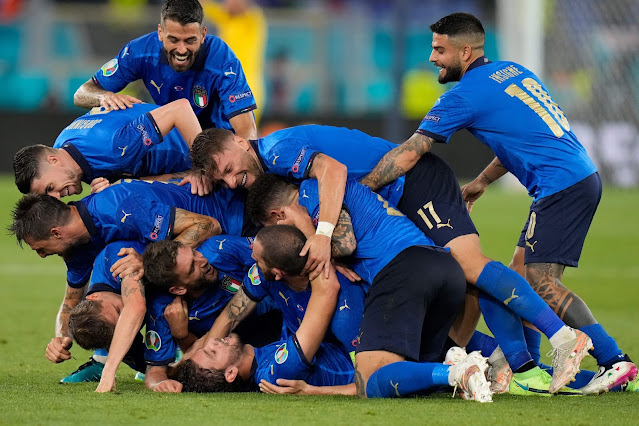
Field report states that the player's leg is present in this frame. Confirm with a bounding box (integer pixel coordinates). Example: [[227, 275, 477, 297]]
[[447, 286, 481, 347], [60, 350, 107, 383]]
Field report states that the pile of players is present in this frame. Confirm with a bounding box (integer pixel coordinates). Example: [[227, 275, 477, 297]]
[[9, 1, 637, 400]]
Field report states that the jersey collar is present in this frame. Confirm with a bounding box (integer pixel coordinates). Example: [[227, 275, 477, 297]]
[[250, 139, 269, 172], [61, 143, 94, 183], [69, 199, 99, 236], [465, 56, 491, 74]]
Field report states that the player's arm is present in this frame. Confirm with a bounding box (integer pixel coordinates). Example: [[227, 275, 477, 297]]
[[46, 283, 86, 363], [172, 208, 222, 248], [73, 78, 142, 110], [229, 111, 258, 141], [164, 296, 198, 351], [145, 365, 183, 393], [148, 98, 202, 147], [360, 133, 435, 191], [301, 153, 348, 279], [295, 264, 340, 362], [259, 379, 356, 396], [460, 156, 509, 212], [96, 274, 146, 393]]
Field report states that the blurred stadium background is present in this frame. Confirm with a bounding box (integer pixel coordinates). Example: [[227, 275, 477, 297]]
[[1, 0, 638, 186]]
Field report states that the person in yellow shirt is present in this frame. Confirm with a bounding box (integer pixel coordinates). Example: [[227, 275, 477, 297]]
[[203, 0, 267, 124]]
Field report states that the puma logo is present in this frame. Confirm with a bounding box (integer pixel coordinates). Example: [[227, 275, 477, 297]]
[[272, 155, 280, 165], [526, 240, 538, 252], [301, 190, 309, 199], [150, 80, 163, 94], [279, 291, 290, 306], [120, 211, 132, 223], [224, 67, 237, 76], [217, 239, 226, 250], [390, 380, 400, 397], [118, 146, 128, 157], [339, 300, 350, 311], [504, 289, 519, 305], [437, 218, 453, 229], [188, 311, 201, 321]]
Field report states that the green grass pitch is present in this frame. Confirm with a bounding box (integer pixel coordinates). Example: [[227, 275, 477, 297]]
[[0, 176, 637, 425]]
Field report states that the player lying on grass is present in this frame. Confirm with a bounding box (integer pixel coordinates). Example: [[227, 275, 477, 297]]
[[177, 225, 492, 401], [13, 99, 208, 198], [9, 186, 221, 392], [191, 124, 592, 393], [140, 236, 281, 392]]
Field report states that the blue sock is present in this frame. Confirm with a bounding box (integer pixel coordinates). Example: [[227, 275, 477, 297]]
[[476, 261, 564, 339], [539, 363, 596, 389], [479, 291, 532, 372], [466, 330, 498, 357], [579, 323, 624, 365], [523, 326, 542, 364], [366, 362, 449, 398], [94, 349, 108, 357]]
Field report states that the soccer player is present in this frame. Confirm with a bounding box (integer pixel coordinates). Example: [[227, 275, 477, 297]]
[[190, 124, 593, 394], [73, 0, 257, 141], [13, 99, 202, 198], [360, 12, 637, 394]]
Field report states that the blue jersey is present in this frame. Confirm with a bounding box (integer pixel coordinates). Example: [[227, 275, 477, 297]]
[[53, 104, 191, 183], [252, 334, 354, 387], [145, 235, 256, 365], [253, 125, 405, 206], [417, 58, 597, 201], [93, 32, 256, 130], [86, 240, 147, 295], [298, 179, 434, 284], [243, 264, 365, 354]]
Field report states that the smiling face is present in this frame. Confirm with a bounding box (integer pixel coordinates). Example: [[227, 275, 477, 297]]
[[173, 245, 219, 293], [30, 159, 83, 199], [24, 234, 75, 258], [429, 33, 464, 84], [158, 18, 206, 72], [190, 333, 244, 372], [210, 142, 262, 189]]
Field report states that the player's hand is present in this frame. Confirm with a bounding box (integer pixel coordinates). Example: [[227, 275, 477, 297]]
[[110, 247, 143, 279], [153, 379, 183, 393], [164, 296, 189, 339], [460, 179, 487, 213], [331, 260, 361, 282], [45, 336, 73, 363], [259, 379, 312, 395], [276, 205, 315, 235], [99, 92, 142, 110], [95, 375, 116, 393], [90, 177, 111, 194], [300, 234, 332, 280], [178, 171, 213, 197]]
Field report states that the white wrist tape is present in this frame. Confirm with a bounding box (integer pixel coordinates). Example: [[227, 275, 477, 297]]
[[316, 221, 335, 237]]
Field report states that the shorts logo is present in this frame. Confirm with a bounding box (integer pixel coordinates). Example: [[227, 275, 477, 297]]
[[291, 148, 307, 173], [422, 114, 441, 123], [150, 214, 164, 240], [136, 124, 152, 146], [101, 59, 118, 77], [248, 264, 261, 285], [193, 86, 208, 108], [145, 330, 161, 351], [221, 275, 241, 293], [228, 90, 252, 103], [275, 343, 288, 364], [296, 304, 304, 312]]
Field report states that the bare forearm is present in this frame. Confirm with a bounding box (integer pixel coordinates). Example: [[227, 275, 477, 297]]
[[311, 155, 347, 228], [360, 133, 434, 190], [149, 99, 202, 147], [229, 111, 258, 140], [175, 333, 197, 352], [145, 366, 169, 390], [477, 156, 508, 185], [73, 80, 107, 108], [173, 210, 221, 248], [56, 285, 85, 337], [307, 383, 357, 396], [330, 209, 356, 257], [209, 290, 256, 339]]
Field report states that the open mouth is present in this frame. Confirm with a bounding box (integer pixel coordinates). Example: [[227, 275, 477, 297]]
[[172, 53, 190, 66], [240, 172, 247, 188]]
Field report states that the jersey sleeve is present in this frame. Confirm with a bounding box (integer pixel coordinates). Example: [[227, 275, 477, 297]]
[[256, 334, 312, 385], [103, 195, 175, 244], [242, 264, 268, 302], [212, 42, 257, 119], [415, 92, 474, 143], [262, 139, 319, 181], [144, 295, 178, 366], [93, 41, 141, 94]]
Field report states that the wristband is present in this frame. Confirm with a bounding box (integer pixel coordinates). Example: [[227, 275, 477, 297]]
[[316, 221, 335, 237]]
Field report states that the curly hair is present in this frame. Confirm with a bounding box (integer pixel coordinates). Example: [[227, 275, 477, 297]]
[[176, 359, 248, 393], [142, 240, 182, 293], [189, 128, 236, 176], [68, 299, 115, 350]]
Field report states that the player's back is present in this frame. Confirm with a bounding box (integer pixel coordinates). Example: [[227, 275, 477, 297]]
[[450, 61, 596, 199], [88, 240, 147, 293]]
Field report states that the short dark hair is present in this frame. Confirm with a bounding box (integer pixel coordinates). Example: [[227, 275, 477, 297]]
[[430, 12, 485, 40], [161, 0, 203, 26], [142, 240, 182, 292], [68, 299, 115, 350], [246, 174, 298, 225], [176, 359, 247, 393], [8, 194, 72, 247], [190, 128, 236, 175], [255, 225, 308, 276], [13, 144, 53, 194]]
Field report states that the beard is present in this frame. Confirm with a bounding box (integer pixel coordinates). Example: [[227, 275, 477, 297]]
[[190, 276, 217, 293], [163, 48, 198, 73], [65, 169, 83, 195], [438, 59, 464, 84]]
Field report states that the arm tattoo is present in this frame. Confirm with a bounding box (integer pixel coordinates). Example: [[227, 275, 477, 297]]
[[61, 303, 73, 314], [360, 134, 434, 191], [174, 211, 219, 244], [227, 289, 251, 322], [331, 209, 357, 257], [354, 368, 366, 398], [122, 278, 145, 300]]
